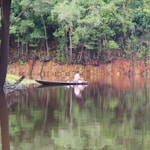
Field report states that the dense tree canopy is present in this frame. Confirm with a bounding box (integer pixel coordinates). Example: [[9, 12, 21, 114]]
[[8, 0, 150, 64]]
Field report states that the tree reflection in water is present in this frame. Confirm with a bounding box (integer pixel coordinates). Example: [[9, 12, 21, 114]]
[[3, 81, 150, 150], [0, 90, 10, 150]]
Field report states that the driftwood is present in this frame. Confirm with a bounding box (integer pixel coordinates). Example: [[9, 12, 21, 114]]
[[13, 75, 25, 85], [4, 75, 25, 90]]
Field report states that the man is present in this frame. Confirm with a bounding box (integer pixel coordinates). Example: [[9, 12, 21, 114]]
[[73, 70, 84, 82]]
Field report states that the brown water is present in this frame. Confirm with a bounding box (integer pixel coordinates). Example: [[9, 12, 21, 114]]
[[1, 76, 150, 150]]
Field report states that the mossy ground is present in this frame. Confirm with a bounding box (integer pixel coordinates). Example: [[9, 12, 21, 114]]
[[6, 74, 37, 84]]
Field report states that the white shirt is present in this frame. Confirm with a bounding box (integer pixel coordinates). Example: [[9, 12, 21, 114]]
[[74, 73, 80, 82]]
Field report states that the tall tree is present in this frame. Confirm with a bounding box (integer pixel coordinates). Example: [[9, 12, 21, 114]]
[[0, 0, 11, 89]]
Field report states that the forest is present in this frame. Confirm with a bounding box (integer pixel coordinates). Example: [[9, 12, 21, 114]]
[[9, 0, 150, 65]]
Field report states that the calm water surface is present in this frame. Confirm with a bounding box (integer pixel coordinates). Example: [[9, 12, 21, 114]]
[[1, 79, 150, 150]]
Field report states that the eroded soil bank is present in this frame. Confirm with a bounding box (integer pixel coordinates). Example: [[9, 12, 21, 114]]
[[7, 59, 150, 89]]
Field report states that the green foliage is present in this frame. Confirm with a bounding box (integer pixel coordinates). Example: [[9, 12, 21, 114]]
[[8, 0, 150, 62], [55, 49, 67, 63], [108, 40, 119, 49], [18, 59, 25, 64]]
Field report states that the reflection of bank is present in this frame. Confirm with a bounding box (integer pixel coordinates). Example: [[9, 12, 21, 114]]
[[74, 85, 87, 98]]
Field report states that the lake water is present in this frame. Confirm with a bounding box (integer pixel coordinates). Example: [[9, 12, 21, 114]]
[[1, 77, 150, 150]]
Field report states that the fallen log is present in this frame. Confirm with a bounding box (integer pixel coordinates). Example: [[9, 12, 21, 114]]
[[13, 75, 25, 85], [4, 75, 25, 90]]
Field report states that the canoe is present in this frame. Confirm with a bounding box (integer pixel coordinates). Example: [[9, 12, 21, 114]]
[[35, 79, 88, 86]]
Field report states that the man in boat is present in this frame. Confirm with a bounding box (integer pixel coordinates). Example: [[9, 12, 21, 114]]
[[73, 70, 84, 83]]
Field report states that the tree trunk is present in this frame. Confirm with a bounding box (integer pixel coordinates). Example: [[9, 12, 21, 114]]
[[41, 14, 49, 57], [0, 0, 11, 89]]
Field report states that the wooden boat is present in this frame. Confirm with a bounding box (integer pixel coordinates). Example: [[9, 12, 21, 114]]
[[35, 79, 88, 86]]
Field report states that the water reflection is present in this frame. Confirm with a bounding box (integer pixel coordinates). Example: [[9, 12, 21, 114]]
[[4, 80, 150, 150], [0, 90, 10, 150], [73, 85, 87, 98]]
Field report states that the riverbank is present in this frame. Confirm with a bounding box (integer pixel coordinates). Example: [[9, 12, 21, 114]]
[[7, 59, 149, 80], [7, 59, 150, 90]]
